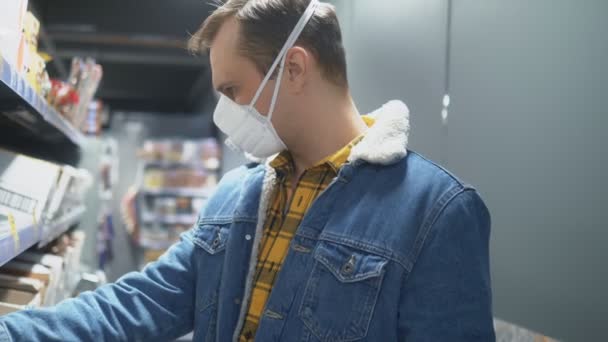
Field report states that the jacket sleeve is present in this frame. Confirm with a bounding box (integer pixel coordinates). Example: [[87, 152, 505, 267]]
[[397, 189, 496, 341], [0, 230, 198, 342]]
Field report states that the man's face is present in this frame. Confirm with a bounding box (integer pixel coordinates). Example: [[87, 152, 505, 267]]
[[209, 17, 286, 121]]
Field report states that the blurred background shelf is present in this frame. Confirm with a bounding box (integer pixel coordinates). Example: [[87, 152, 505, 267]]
[[140, 187, 211, 198], [140, 212, 197, 225], [142, 160, 219, 171]]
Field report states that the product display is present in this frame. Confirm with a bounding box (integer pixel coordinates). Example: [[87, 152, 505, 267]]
[[0, 0, 114, 324], [0, 148, 91, 265], [143, 167, 216, 191], [84, 100, 109, 135], [138, 138, 221, 170], [0, 274, 43, 315], [0, 36, 86, 147], [66, 58, 103, 128], [128, 139, 220, 252], [0, 230, 87, 315], [0, 0, 29, 70]]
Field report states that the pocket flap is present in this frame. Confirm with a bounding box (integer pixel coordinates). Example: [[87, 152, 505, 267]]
[[314, 241, 388, 283], [192, 224, 229, 255]]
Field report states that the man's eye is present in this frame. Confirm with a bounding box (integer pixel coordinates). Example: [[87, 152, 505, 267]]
[[225, 87, 235, 99]]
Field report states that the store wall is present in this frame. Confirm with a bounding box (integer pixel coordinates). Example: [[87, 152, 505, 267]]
[[332, 0, 608, 340]]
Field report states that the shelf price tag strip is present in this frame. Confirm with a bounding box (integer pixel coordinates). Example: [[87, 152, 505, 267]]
[[7, 213, 20, 253]]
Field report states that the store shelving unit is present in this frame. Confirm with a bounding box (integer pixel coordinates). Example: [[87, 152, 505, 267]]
[[0, 224, 38, 268], [140, 212, 198, 225], [140, 187, 211, 198], [132, 139, 220, 255], [0, 55, 85, 148], [38, 205, 87, 247], [0, 205, 86, 268]]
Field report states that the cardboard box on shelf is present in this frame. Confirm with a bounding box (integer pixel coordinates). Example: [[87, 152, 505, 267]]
[[16, 252, 64, 305], [0, 273, 44, 316], [0, 0, 29, 69], [0, 260, 51, 304], [0, 149, 63, 233]]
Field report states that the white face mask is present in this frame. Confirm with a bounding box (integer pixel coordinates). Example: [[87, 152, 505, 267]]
[[213, 0, 320, 159]]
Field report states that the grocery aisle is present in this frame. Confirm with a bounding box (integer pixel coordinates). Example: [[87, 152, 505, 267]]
[[0, 0, 220, 323]]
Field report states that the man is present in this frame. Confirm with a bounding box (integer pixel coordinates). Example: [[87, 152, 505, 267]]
[[0, 0, 495, 341]]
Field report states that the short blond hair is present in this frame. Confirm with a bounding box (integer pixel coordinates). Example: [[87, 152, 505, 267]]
[[188, 0, 348, 87]]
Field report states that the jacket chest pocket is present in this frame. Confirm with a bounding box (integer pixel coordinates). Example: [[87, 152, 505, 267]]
[[299, 240, 388, 342]]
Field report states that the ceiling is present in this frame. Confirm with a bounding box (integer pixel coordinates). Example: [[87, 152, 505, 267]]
[[31, 0, 217, 113]]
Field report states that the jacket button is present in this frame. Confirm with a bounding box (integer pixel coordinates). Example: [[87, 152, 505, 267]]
[[212, 237, 220, 248], [341, 255, 356, 275], [234, 298, 241, 305]]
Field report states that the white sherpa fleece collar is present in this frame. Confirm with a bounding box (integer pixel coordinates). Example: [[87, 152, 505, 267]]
[[348, 100, 410, 165]]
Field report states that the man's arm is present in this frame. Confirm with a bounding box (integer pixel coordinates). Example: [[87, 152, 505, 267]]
[[397, 189, 495, 341], [0, 231, 198, 342]]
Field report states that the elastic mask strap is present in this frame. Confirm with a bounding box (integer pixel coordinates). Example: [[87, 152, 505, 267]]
[[267, 54, 288, 122], [250, 0, 320, 107]]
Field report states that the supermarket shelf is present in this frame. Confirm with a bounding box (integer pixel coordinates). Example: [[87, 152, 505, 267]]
[[143, 160, 219, 171], [141, 187, 211, 198], [0, 225, 39, 268], [139, 237, 174, 250], [141, 212, 198, 225], [38, 205, 87, 247], [0, 55, 85, 147]]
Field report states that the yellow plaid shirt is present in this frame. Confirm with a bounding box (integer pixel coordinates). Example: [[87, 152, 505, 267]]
[[239, 116, 374, 341]]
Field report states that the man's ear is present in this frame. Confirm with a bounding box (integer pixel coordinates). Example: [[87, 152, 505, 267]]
[[285, 46, 309, 93]]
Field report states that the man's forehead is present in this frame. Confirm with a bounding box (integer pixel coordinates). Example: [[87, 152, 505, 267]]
[[209, 17, 241, 87]]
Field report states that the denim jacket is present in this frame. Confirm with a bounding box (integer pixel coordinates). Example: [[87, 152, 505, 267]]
[[0, 101, 495, 342]]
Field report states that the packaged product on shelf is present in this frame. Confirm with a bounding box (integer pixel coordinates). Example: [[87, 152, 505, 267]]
[[47, 79, 79, 121], [0, 260, 51, 304], [0, 0, 28, 69], [62, 231, 85, 293], [140, 223, 170, 249], [138, 139, 221, 168], [143, 168, 164, 189], [168, 141, 184, 162], [0, 149, 62, 234], [84, 100, 107, 135], [171, 224, 190, 240], [155, 197, 177, 216], [120, 187, 139, 237], [0, 273, 43, 315], [175, 197, 191, 215], [200, 138, 221, 170], [138, 141, 166, 161], [15, 252, 64, 306], [21, 11, 41, 91], [191, 198, 207, 214], [143, 249, 165, 265], [67, 58, 103, 128]]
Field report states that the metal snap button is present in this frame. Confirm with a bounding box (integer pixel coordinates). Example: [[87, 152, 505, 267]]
[[341, 255, 356, 275], [212, 236, 221, 248]]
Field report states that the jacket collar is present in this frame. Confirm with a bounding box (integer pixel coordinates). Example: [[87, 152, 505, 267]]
[[348, 100, 410, 165]]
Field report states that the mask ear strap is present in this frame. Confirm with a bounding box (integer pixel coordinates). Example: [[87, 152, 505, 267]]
[[267, 54, 288, 122], [250, 0, 320, 107]]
